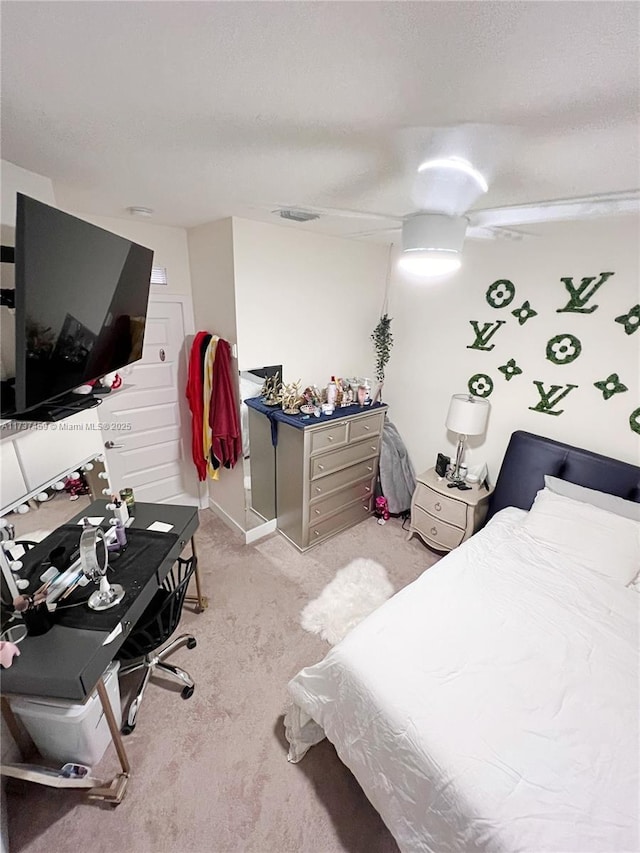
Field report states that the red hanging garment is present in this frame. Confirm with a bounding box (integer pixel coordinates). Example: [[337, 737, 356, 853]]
[[209, 339, 241, 470], [186, 331, 210, 481]]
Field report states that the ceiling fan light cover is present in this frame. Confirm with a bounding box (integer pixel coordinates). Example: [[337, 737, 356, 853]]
[[398, 249, 462, 277]]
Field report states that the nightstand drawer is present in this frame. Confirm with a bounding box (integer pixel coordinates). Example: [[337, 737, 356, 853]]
[[309, 459, 376, 499], [349, 412, 385, 442], [309, 422, 349, 455], [308, 497, 372, 543], [413, 483, 467, 529], [412, 506, 465, 550], [311, 440, 379, 479], [309, 478, 373, 522]]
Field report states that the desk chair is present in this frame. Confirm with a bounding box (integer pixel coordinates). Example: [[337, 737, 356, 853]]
[[117, 556, 197, 734]]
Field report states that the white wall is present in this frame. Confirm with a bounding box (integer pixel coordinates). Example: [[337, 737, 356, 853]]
[[232, 218, 389, 386], [1, 160, 55, 228], [188, 217, 245, 528], [386, 215, 640, 485]]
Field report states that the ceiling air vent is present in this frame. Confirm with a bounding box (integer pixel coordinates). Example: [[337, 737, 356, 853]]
[[151, 266, 167, 285], [277, 209, 320, 223]]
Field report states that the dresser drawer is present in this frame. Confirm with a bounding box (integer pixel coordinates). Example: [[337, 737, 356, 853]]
[[309, 421, 349, 455], [309, 458, 376, 499], [309, 479, 373, 522], [349, 412, 385, 442], [413, 483, 467, 529], [308, 497, 372, 544], [412, 505, 465, 550], [311, 439, 380, 479]]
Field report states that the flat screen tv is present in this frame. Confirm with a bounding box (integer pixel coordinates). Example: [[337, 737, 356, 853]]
[[1, 194, 153, 418]]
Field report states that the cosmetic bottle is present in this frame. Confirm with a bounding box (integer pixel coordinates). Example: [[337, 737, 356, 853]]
[[109, 518, 127, 548]]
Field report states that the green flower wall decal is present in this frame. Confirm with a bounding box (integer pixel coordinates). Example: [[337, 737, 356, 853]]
[[498, 358, 523, 381], [630, 407, 640, 435], [511, 301, 538, 326], [614, 304, 640, 335], [467, 373, 494, 398], [486, 280, 515, 309], [545, 333, 582, 365], [593, 373, 628, 400]]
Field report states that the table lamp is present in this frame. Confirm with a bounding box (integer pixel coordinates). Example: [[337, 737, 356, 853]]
[[445, 394, 490, 485]]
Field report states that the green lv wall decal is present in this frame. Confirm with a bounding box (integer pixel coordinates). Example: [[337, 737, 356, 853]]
[[467, 320, 506, 351], [556, 271, 614, 314], [529, 381, 578, 416]]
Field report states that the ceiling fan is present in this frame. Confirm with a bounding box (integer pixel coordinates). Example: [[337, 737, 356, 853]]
[[270, 125, 640, 276]]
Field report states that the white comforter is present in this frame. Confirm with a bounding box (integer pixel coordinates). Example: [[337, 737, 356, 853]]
[[287, 509, 639, 853]]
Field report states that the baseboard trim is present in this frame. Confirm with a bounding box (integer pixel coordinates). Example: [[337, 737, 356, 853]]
[[245, 519, 277, 544]]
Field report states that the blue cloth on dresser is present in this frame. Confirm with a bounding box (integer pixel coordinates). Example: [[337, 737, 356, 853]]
[[244, 397, 387, 446]]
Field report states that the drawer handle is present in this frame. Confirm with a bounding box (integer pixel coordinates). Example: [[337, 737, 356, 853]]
[[318, 464, 324, 471], [314, 530, 320, 537], [328, 435, 334, 442], [371, 445, 377, 451], [434, 502, 442, 512], [315, 487, 322, 493], [430, 526, 438, 536], [363, 425, 370, 431], [363, 503, 368, 510], [365, 486, 371, 493], [367, 466, 373, 472], [315, 509, 321, 515]]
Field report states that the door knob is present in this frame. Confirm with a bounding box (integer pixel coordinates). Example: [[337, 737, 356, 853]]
[[104, 440, 123, 449]]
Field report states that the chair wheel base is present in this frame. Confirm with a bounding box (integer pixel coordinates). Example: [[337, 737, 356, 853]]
[[181, 685, 194, 700], [186, 637, 197, 650], [121, 723, 136, 735]]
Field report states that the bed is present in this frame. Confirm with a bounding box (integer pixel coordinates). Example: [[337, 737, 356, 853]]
[[285, 431, 640, 853]]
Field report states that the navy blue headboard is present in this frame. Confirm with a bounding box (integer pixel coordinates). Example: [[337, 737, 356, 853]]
[[485, 430, 640, 522]]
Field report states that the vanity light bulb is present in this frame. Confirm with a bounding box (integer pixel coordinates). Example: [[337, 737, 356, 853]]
[[102, 488, 111, 496], [36, 492, 49, 502], [69, 471, 80, 480], [16, 504, 29, 513], [52, 481, 65, 491], [10, 560, 23, 573], [83, 463, 94, 472], [98, 472, 109, 480], [97, 456, 105, 463], [2, 541, 16, 552], [16, 578, 29, 590], [105, 502, 116, 511]]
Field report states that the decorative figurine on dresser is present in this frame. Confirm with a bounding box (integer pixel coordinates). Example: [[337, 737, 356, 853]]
[[408, 468, 492, 553]]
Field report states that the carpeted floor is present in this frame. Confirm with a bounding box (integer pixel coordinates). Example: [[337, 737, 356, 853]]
[[6, 510, 440, 853]]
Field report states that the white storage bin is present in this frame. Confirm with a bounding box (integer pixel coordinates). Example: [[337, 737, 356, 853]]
[[9, 661, 122, 767]]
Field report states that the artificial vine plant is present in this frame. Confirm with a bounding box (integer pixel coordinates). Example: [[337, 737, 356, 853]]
[[371, 246, 395, 392], [371, 313, 393, 383]]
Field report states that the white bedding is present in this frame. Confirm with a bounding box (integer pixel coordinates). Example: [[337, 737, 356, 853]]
[[286, 508, 640, 853]]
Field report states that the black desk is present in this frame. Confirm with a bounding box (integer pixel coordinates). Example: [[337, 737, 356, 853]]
[[0, 500, 200, 803]]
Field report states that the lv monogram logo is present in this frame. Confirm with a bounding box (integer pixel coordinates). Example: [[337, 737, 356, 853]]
[[467, 320, 506, 351], [556, 271, 614, 314], [529, 381, 578, 416]]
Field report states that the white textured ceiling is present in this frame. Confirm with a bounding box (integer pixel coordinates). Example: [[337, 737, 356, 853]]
[[1, 1, 639, 238]]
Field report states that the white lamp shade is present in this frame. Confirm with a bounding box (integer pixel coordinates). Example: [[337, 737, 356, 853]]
[[445, 394, 490, 436]]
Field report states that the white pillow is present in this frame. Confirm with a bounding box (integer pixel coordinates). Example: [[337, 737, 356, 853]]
[[544, 475, 640, 521], [522, 488, 640, 586]]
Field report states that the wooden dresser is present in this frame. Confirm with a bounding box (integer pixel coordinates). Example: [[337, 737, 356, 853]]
[[276, 406, 387, 550]]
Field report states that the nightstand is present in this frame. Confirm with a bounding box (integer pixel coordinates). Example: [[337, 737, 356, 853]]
[[407, 468, 492, 553]]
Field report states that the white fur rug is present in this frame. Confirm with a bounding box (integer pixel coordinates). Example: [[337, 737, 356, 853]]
[[300, 558, 394, 645]]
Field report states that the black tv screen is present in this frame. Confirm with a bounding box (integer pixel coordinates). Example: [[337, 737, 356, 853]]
[[11, 194, 153, 414]]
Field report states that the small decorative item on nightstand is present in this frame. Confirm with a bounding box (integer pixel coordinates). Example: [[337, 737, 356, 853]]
[[407, 468, 493, 553]]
